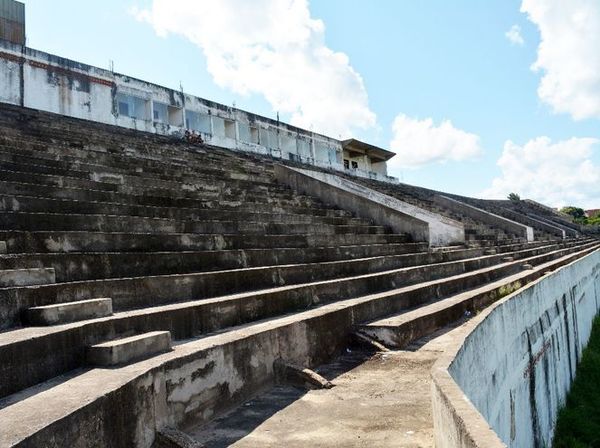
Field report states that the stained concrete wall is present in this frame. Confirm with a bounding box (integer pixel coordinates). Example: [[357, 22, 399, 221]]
[[274, 164, 465, 247], [432, 248, 600, 448], [0, 39, 398, 184], [434, 195, 534, 242]]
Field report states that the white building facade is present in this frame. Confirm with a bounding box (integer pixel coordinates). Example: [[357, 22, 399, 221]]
[[0, 39, 397, 183]]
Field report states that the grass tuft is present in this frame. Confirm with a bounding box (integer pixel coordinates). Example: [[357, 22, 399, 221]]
[[553, 315, 600, 447]]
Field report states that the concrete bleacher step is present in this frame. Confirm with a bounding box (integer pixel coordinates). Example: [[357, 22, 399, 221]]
[[0, 179, 357, 218], [0, 267, 55, 287], [87, 331, 172, 366], [0, 241, 593, 399], [0, 194, 371, 227], [26, 298, 113, 326], [0, 241, 547, 283], [0, 230, 411, 254], [0, 244, 595, 447], [358, 270, 535, 349], [0, 211, 388, 235]]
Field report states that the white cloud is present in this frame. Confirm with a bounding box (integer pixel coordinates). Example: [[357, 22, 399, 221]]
[[521, 0, 600, 120], [505, 24, 525, 46], [132, 0, 376, 138], [483, 137, 600, 208], [388, 115, 483, 169]]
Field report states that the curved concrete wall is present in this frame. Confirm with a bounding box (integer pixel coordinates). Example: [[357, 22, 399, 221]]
[[432, 248, 600, 448]]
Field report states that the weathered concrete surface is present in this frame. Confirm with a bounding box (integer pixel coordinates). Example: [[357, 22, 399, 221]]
[[189, 350, 438, 447], [434, 195, 533, 242], [431, 248, 600, 448], [0, 241, 588, 401], [0, 240, 6, 254], [87, 331, 172, 366], [26, 297, 113, 326], [0, 267, 55, 287], [275, 164, 464, 247]]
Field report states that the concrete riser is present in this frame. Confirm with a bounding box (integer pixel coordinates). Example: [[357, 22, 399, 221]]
[[0, 241, 547, 283], [0, 180, 356, 218], [0, 242, 576, 330], [0, 194, 369, 226], [0, 230, 410, 254], [0, 212, 387, 235], [0, 243, 593, 400], [11, 246, 596, 448], [0, 243, 429, 282]]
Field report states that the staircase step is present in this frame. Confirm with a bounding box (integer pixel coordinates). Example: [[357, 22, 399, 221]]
[[26, 298, 113, 326], [0, 268, 55, 287], [0, 244, 594, 447], [0, 241, 592, 399], [87, 331, 172, 366]]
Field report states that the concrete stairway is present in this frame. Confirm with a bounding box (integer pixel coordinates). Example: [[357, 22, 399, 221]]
[[0, 103, 597, 448]]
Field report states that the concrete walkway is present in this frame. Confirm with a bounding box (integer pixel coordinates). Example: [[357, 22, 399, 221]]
[[189, 323, 468, 448]]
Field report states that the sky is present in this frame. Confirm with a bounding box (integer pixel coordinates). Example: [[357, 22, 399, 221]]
[[21, 0, 600, 208]]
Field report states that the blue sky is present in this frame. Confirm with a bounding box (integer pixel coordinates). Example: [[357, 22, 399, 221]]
[[22, 0, 600, 207]]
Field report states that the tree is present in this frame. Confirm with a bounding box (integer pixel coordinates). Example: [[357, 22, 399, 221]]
[[507, 192, 521, 202], [560, 206, 586, 220]]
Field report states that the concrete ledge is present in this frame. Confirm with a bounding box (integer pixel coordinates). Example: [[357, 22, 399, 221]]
[[431, 248, 600, 447], [0, 267, 55, 287], [26, 297, 113, 326], [275, 164, 464, 247], [483, 203, 567, 239], [87, 331, 172, 366], [434, 195, 534, 242]]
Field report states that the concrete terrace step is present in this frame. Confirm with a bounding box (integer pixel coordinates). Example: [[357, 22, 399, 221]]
[[0, 230, 411, 254], [0, 268, 55, 287], [0, 137, 273, 182], [26, 298, 113, 326], [0, 167, 332, 207], [0, 180, 356, 218], [0, 212, 389, 235], [0, 241, 549, 283], [0, 194, 372, 227], [0, 150, 289, 198], [0, 241, 592, 399], [0, 244, 595, 447], [358, 247, 600, 349], [87, 331, 172, 366], [0, 161, 306, 202]]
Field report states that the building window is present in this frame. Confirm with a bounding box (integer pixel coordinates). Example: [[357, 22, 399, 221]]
[[186, 110, 211, 134], [250, 127, 259, 144], [224, 119, 236, 139], [168, 106, 183, 127], [344, 159, 350, 169], [153, 102, 168, 123], [116, 93, 150, 120], [351, 161, 358, 169], [212, 117, 225, 137]]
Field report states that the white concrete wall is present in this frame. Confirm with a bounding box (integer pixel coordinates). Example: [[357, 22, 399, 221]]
[[432, 249, 600, 448], [275, 164, 465, 246], [0, 40, 398, 184]]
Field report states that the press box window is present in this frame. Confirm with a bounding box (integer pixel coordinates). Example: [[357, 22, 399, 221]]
[[116, 93, 150, 121]]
